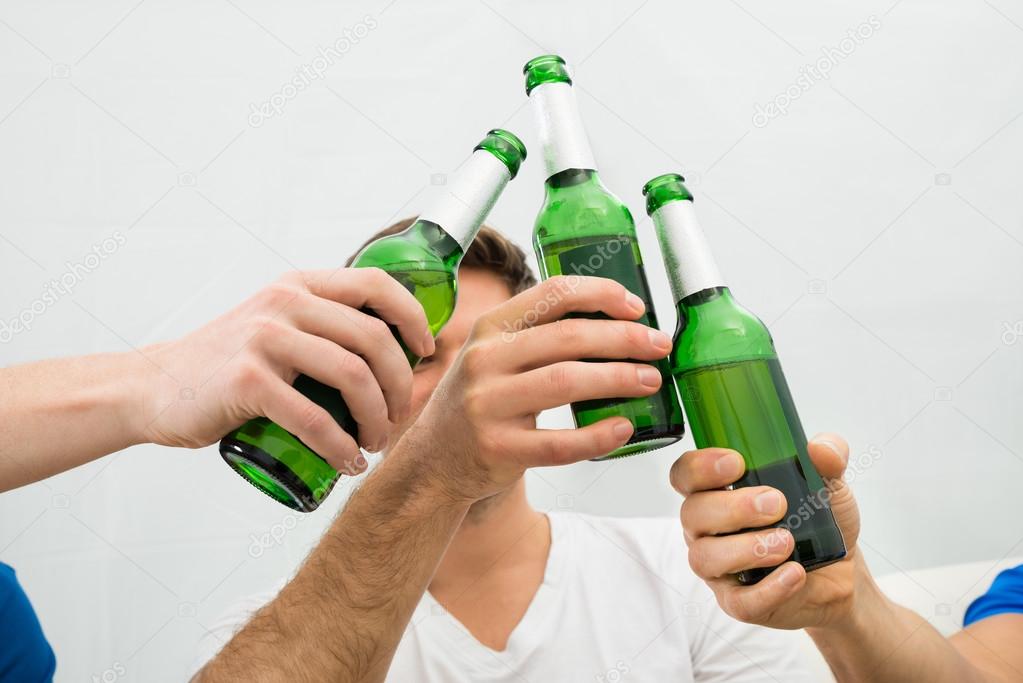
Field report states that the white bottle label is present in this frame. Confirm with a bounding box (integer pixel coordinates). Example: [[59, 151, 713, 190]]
[[419, 150, 510, 251], [653, 200, 725, 300], [530, 81, 597, 177]]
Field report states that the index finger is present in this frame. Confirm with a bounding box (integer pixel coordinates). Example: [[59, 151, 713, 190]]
[[487, 276, 645, 333], [302, 268, 435, 358], [669, 448, 746, 496]]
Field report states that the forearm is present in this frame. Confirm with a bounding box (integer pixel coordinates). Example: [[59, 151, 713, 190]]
[[0, 351, 153, 491], [808, 556, 986, 683], [199, 434, 470, 683]]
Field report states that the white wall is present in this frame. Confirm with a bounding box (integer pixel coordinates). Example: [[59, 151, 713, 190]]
[[1, 0, 1021, 680]]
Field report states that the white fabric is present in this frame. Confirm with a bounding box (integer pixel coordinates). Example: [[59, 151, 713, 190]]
[[192, 513, 815, 682]]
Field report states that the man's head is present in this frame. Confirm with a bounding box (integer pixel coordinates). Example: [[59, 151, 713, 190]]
[[347, 218, 537, 447]]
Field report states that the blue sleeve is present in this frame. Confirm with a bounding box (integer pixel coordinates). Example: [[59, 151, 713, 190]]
[[964, 564, 1023, 627], [0, 562, 56, 682]]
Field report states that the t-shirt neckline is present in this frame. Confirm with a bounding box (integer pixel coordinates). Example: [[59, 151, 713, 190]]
[[420, 511, 575, 675]]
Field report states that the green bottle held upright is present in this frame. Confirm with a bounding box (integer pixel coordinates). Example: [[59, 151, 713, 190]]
[[523, 55, 684, 459], [643, 173, 846, 584], [220, 129, 527, 512]]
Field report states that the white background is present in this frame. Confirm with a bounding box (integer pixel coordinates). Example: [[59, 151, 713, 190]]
[[1, 0, 1022, 680]]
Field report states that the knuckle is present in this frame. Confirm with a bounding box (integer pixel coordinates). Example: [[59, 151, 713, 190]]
[[230, 359, 265, 394], [462, 386, 489, 419], [626, 321, 649, 347], [259, 281, 299, 309], [545, 274, 570, 294], [537, 435, 563, 462], [257, 317, 291, 341], [337, 350, 372, 383], [616, 363, 639, 389], [687, 540, 712, 577], [679, 500, 694, 531], [361, 267, 390, 287], [363, 314, 391, 341], [600, 277, 626, 299], [546, 364, 574, 395], [461, 341, 492, 376], [296, 401, 332, 435], [722, 592, 754, 623], [669, 455, 692, 495], [551, 319, 580, 344]]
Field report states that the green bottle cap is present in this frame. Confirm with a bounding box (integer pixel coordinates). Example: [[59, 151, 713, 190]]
[[641, 173, 694, 216], [475, 128, 527, 179], [523, 54, 572, 95]]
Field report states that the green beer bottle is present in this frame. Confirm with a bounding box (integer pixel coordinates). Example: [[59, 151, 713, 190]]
[[220, 129, 527, 512], [643, 173, 846, 584], [523, 55, 684, 459]]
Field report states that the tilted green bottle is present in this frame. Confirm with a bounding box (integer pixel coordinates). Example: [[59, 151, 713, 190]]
[[523, 55, 684, 459], [220, 129, 527, 512], [644, 173, 846, 584]]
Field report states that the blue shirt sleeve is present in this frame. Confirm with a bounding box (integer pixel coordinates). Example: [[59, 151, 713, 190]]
[[964, 564, 1023, 627], [0, 562, 55, 682]]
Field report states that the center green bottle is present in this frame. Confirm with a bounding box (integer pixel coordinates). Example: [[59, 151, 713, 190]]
[[523, 55, 684, 459], [643, 173, 846, 584], [220, 129, 527, 512]]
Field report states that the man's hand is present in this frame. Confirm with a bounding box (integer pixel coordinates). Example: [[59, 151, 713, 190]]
[[670, 433, 862, 629], [142, 268, 434, 472], [404, 275, 672, 503]]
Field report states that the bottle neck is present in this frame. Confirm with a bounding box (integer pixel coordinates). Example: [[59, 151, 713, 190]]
[[529, 81, 597, 179], [652, 199, 726, 303], [418, 149, 512, 253]]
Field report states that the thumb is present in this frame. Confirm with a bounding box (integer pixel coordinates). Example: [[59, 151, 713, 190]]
[[807, 432, 849, 479]]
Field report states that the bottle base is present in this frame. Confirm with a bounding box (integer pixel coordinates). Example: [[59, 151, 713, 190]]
[[591, 425, 684, 461], [736, 549, 848, 586], [220, 438, 325, 512]]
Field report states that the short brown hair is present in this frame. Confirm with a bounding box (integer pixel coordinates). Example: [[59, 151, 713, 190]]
[[345, 218, 537, 295]]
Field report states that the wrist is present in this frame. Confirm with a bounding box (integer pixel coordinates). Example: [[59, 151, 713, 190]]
[[117, 345, 169, 447], [807, 551, 894, 646], [387, 422, 481, 509]]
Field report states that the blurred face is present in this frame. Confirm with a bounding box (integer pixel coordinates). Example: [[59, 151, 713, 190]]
[[386, 268, 513, 447]]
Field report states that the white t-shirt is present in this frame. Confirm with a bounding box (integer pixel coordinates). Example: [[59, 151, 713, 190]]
[[192, 513, 816, 682]]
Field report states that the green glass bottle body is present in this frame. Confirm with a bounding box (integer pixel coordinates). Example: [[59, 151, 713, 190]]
[[525, 55, 684, 459], [220, 130, 526, 512], [533, 169, 684, 457], [645, 173, 846, 584]]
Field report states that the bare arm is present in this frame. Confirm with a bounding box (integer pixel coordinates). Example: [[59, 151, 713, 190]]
[[807, 559, 992, 683], [195, 437, 469, 683], [0, 268, 433, 492], [951, 614, 1023, 681], [0, 351, 153, 490]]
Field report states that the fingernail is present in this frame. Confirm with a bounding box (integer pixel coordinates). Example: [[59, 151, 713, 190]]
[[625, 292, 645, 314], [714, 452, 743, 478], [422, 330, 436, 355], [613, 421, 634, 441], [811, 435, 847, 464], [638, 366, 661, 387], [648, 329, 671, 351], [754, 490, 783, 515], [777, 563, 802, 588]]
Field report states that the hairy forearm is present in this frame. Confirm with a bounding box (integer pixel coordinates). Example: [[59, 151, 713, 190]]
[[0, 352, 152, 491], [198, 433, 470, 683], [808, 557, 986, 683]]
